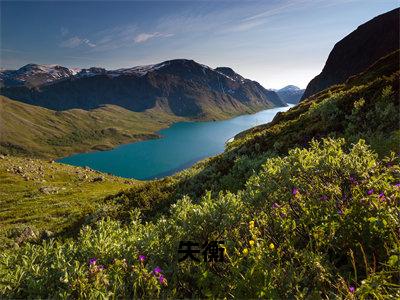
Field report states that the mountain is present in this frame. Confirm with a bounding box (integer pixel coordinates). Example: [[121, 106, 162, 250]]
[[0, 64, 77, 88], [301, 7, 400, 100], [0, 59, 286, 118], [276, 85, 304, 104]]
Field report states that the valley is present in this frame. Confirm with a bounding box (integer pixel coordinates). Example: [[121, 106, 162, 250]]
[[0, 4, 399, 299]]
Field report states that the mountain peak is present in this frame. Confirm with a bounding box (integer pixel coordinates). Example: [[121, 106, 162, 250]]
[[301, 7, 399, 100], [278, 85, 301, 92]]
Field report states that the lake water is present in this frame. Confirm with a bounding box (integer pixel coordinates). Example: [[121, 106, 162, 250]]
[[58, 105, 293, 180]]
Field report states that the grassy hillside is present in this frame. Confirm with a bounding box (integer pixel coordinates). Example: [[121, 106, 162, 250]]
[[0, 94, 275, 159], [0, 155, 136, 249], [0, 96, 184, 158], [0, 49, 399, 298]]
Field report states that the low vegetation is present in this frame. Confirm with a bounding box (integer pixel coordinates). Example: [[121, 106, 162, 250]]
[[1, 139, 399, 298], [0, 155, 135, 249]]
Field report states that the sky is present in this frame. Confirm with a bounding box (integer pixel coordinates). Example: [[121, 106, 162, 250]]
[[0, 0, 398, 89]]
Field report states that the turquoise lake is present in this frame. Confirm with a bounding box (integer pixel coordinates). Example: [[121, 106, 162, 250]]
[[58, 105, 292, 180]]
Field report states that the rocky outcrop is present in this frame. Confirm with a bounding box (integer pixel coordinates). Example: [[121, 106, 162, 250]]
[[301, 8, 400, 100]]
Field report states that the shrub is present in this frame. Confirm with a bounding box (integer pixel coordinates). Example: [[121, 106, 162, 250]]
[[1, 138, 399, 298]]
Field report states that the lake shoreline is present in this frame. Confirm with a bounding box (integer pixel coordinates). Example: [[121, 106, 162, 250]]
[[55, 105, 288, 161], [58, 105, 293, 180]]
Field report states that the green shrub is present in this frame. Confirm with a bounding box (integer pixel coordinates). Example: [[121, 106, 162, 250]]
[[1, 138, 399, 298]]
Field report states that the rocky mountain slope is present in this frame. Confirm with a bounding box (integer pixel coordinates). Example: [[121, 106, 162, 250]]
[[301, 7, 399, 100], [0, 59, 286, 117], [276, 85, 304, 104], [0, 64, 77, 88]]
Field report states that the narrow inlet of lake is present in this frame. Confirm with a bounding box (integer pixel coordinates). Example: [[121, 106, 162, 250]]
[[58, 105, 293, 180]]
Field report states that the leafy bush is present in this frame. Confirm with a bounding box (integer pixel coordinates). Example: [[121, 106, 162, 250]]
[[1, 138, 399, 298]]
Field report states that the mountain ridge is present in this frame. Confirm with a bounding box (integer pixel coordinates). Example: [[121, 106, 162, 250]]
[[301, 7, 400, 100], [0, 59, 286, 118]]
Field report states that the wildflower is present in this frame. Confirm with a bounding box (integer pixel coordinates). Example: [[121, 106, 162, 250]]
[[337, 209, 343, 215], [367, 189, 374, 195], [379, 192, 386, 201], [320, 195, 328, 201], [138, 255, 146, 262], [349, 176, 358, 185], [280, 212, 287, 218], [395, 183, 400, 188], [249, 240, 255, 247], [349, 285, 355, 293], [249, 221, 255, 229], [272, 202, 280, 209], [159, 274, 167, 286], [242, 248, 249, 256], [153, 266, 162, 275], [292, 187, 299, 196], [89, 258, 97, 265], [269, 243, 275, 250]]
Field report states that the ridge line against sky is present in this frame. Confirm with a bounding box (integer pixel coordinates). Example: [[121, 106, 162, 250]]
[[0, 0, 398, 89]]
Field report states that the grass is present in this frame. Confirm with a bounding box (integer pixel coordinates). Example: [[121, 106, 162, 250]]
[[0, 96, 186, 159], [0, 155, 137, 249]]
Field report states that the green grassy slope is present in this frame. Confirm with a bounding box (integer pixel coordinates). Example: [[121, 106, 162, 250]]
[[0, 155, 136, 249], [0, 96, 186, 158]]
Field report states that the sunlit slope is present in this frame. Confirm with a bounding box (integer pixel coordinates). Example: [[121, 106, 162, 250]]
[[0, 155, 137, 249], [0, 96, 184, 158]]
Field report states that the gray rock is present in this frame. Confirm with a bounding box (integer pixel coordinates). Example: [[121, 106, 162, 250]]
[[39, 186, 59, 194], [92, 176, 105, 182], [16, 227, 37, 244]]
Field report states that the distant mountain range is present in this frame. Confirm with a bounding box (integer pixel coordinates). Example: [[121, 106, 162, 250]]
[[276, 85, 304, 104], [301, 7, 399, 101], [0, 59, 286, 118]]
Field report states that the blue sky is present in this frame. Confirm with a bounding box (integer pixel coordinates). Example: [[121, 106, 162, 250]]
[[1, 0, 398, 88]]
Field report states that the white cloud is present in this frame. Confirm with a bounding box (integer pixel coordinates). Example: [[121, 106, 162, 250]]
[[60, 36, 96, 48], [134, 32, 174, 43]]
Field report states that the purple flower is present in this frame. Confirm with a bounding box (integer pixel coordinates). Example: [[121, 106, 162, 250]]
[[349, 176, 358, 185], [320, 195, 328, 201], [292, 187, 299, 196], [395, 183, 400, 188], [89, 258, 97, 265], [280, 212, 287, 218], [272, 203, 280, 209], [159, 274, 166, 285], [153, 266, 162, 275], [349, 285, 355, 293], [337, 209, 343, 215], [138, 255, 146, 262], [367, 189, 374, 195], [379, 192, 386, 201]]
